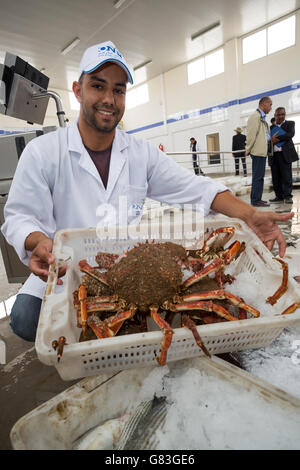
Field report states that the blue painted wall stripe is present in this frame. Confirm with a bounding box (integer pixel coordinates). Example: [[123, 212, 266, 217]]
[[127, 82, 300, 135], [2, 82, 300, 136]]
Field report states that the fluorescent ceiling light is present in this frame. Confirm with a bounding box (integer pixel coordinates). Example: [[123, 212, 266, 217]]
[[134, 59, 152, 71], [191, 21, 221, 41], [61, 37, 81, 56], [114, 0, 127, 8]]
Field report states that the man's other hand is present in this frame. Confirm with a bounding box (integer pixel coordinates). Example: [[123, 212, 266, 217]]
[[26, 234, 66, 284]]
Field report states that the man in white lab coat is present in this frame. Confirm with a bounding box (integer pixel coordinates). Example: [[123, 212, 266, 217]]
[[189, 137, 204, 175], [1, 41, 293, 342]]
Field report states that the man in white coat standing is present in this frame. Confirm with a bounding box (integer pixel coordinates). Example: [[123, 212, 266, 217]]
[[1, 41, 293, 342], [189, 137, 204, 175]]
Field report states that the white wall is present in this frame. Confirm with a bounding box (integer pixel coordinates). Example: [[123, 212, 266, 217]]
[[122, 10, 300, 174]]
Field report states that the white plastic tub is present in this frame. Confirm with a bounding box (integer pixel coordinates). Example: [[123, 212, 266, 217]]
[[35, 216, 300, 380], [10, 356, 300, 450]]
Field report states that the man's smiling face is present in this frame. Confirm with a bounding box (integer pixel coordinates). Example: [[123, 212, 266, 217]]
[[74, 62, 127, 134], [275, 108, 286, 125]]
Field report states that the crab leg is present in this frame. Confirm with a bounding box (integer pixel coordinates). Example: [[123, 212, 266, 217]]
[[207, 303, 239, 321], [182, 290, 227, 302], [238, 308, 248, 320], [52, 336, 66, 362], [86, 302, 120, 313], [86, 295, 118, 304], [181, 314, 211, 357], [201, 226, 235, 255], [88, 314, 113, 338], [224, 291, 260, 317], [181, 290, 260, 318], [182, 258, 224, 289], [173, 300, 238, 322], [266, 258, 289, 305], [88, 306, 137, 338], [106, 306, 137, 330], [222, 241, 245, 265], [281, 303, 300, 315], [78, 285, 88, 337], [150, 306, 174, 366], [78, 260, 109, 286], [73, 294, 119, 327], [73, 290, 81, 328]]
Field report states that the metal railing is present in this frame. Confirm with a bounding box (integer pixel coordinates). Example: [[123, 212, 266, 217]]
[[166, 145, 300, 178], [166, 150, 251, 176]]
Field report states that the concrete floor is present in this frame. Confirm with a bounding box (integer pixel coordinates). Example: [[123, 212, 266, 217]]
[[1, 184, 300, 450]]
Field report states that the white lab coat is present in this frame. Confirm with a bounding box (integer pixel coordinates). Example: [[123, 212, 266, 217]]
[[1, 121, 228, 299]]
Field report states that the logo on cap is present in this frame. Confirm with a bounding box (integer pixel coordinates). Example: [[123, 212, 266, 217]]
[[98, 45, 123, 59]]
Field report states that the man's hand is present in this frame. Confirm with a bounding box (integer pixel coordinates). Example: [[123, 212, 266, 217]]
[[244, 210, 294, 257], [25, 232, 66, 284], [211, 191, 293, 257], [271, 135, 279, 144]]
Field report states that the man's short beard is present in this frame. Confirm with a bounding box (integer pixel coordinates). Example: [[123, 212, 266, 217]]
[[82, 107, 119, 133]]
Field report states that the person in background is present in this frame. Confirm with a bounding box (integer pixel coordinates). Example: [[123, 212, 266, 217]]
[[246, 96, 273, 207], [269, 107, 299, 204], [270, 117, 275, 126], [232, 127, 247, 177], [190, 137, 205, 176]]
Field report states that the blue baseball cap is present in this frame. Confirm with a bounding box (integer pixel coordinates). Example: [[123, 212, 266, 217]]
[[79, 41, 133, 84]]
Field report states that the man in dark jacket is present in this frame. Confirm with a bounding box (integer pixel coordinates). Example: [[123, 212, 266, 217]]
[[269, 107, 299, 204], [232, 127, 247, 176]]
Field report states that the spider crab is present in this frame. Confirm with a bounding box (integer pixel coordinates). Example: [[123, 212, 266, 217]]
[[69, 226, 260, 366]]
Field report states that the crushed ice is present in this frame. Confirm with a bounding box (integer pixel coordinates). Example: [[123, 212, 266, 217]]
[[133, 361, 300, 450]]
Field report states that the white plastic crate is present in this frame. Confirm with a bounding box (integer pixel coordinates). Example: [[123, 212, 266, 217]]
[[35, 215, 300, 380], [10, 356, 300, 450]]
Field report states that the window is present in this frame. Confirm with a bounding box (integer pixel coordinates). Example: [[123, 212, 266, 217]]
[[242, 15, 296, 64], [187, 48, 224, 85], [187, 58, 205, 85], [267, 15, 296, 55], [206, 133, 220, 164], [126, 84, 149, 110], [205, 49, 224, 78], [242, 30, 267, 64]]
